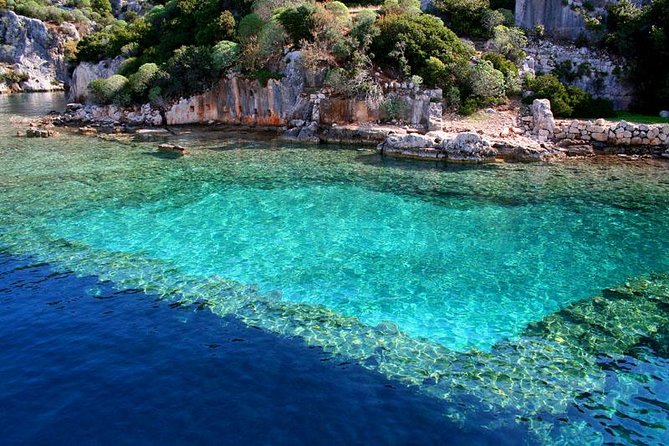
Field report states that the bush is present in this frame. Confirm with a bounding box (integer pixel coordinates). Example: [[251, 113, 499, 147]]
[[212, 40, 241, 71], [127, 63, 160, 96], [0, 69, 29, 84], [238, 13, 264, 41], [604, 0, 669, 112], [350, 9, 378, 49], [381, 0, 421, 15], [324, 1, 350, 26], [277, 4, 316, 46], [91, 0, 111, 16], [380, 97, 409, 122], [88, 75, 129, 105], [524, 74, 614, 118], [161, 45, 220, 99], [257, 18, 288, 61], [487, 25, 527, 64], [483, 52, 520, 95], [372, 13, 473, 89], [253, 0, 301, 20], [196, 10, 236, 45], [433, 0, 491, 38], [482, 8, 505, 32], [468, 60, 505, 99]]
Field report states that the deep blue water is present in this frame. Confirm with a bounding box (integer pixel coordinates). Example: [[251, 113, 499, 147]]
[[0, 251, 531, 445]]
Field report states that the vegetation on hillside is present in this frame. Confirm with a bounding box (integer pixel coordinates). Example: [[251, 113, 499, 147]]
[[70, 0, 535, 114], [1, 0, 115, 24]]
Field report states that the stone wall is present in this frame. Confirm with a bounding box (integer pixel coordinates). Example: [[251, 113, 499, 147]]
[[553, 119, 669, 147], [523, 39, 633, 109]]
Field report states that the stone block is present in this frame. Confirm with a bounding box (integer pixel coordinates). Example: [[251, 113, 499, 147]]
[[591, 132, 608, 142]]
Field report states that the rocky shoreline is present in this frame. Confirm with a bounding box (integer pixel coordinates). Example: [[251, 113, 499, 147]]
[[27, 96, 666, 164]]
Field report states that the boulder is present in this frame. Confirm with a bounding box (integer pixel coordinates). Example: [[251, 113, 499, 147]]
[[26, 127, 56, 137], [443, 132, 497, 162], [382, 133, 439, 150], [158, 144, 188, 155]]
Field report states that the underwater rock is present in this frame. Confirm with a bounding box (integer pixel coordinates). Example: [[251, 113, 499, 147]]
[[26, 127, 56, 138], [525, 273, 669, 358], [157, 144, 188, 156], [78, 127, 97, 136]]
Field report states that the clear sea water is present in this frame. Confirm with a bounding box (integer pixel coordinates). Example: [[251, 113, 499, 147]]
[[1, 93, 668, 445]]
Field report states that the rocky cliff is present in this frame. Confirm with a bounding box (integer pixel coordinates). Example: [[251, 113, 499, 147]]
[[522, 40, 634, 109], [65, 51, 443, 133], [68, 57, 125, 102], [515, 0, 585, 39], [0, 10, 79, 92]]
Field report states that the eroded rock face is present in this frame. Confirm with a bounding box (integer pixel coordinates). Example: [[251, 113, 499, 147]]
[[69, 57, 125, 102], [515, 0, 586, 40], [523, 40, 634, 110], [0, 10, 76, 91]]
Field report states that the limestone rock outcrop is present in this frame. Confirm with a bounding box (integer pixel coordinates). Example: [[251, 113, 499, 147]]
[[522, 40, 634, 109], [378, 130, 562, 163], [0, 10, 77, 91], [68, 57, 125, 102], [515, 0, 588, 40]]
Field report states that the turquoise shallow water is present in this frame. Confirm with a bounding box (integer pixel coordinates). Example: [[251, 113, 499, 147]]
[[48, 171, 669, 350], [2, 93, 669, 444]]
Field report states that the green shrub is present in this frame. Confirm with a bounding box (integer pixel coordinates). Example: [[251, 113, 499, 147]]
[[0, 69, 29, 84], [487, 25, 527, 64], [257, 18, 288, 60], [127, 63, 160, 96], [238, 13, 264, 41], [212, 40, 241, 71], [604, 0, 669, 112], [350, 9, 378, 49], [381, 0, 421, 15], [468, 60, 505, 99], [196, 10, 236, 45], [161, 45, 220, 99], [277, 4, 316, 46], [420, 56, 448, 89], [483, 52, 520, 95], [497, 8, 515, 26], [380, 97, 409, 122], [253, 0, 301, 20], [324, 1, 350, 26], [482, 8, 505, 32], [433, 0, 491, 38], [524, 74, 614, 118], [372, 13, 473, 89], [88, 74, 129, 105], [524, 74, 573, 116], [91, 0, 111, 16]]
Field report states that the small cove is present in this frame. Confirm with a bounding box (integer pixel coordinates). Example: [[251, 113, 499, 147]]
[[2, 93, 668, 444]]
